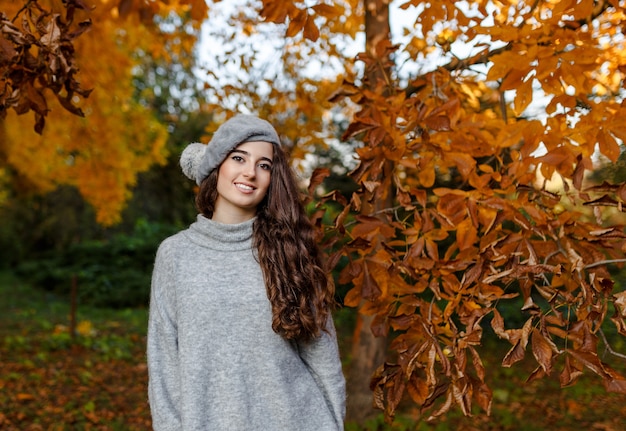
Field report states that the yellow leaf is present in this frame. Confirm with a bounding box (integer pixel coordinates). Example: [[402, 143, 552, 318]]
[[456, 218, 478, 251], [76, 320, 96, 337], [418, 162, 436, 187], [513, 77, 534, 115], [343, 285, 362, 307], [500, 66, 530, 91], [445, 152, 476, 178], [486, 51, 519, 81], [598, 129, 620, 162]]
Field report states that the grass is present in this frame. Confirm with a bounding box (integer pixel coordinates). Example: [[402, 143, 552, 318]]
[[1, 271, 626, 430], [0, 271, 150, 430]]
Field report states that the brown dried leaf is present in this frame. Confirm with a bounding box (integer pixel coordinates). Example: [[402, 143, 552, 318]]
[[526, 365, 546, 383], [583, 194, 620, 207], [456, 218, 478, 251], [531, 328, 553, 375], [117, 0, 134, 19], [560, 354, 583, 387], [598, 128, 621, 162], [502, 339, 526, 367], [342, 286, 362, 307], [387, 373, 406, 417], [501, 318, 533, 366], [426, 342, 438, 386], [370, 314, 388, 337], [67, 19, 92, 39], [424, 114, 451, 131], [451, 378, 472, 416], [0, 37, 17, 63], [40, 15, 62, 49], [610, 314, 626, 337], [572, 155, 585, 190], [23, 81, 47, 113], [286, 9, 306, 38], [370, 364, 388, 410], [327, 79, 360, 103], [567, 349, 607, 378], [473, 380, 492, 415], [425, 389, 453, 421], [422, 381, 450, 411], [361, 262, 381, 301], [307, 167, 330, 195], [388, 314, 414, 331], [605, 377, 626, 393], [490, 309, 508, 340], [311, 3, 340, 17], [469, 346, 486, 381], [303, 14, 319, 42], [613, 291, 626, 317], [406, 376, 428, 404]]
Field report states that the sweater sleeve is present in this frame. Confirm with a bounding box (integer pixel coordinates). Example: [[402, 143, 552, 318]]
[[147, 241, 182, 431], [297, 317, 346, 430]]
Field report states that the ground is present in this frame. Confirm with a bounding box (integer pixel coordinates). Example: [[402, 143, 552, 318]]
[[2, 272, 626, 430]]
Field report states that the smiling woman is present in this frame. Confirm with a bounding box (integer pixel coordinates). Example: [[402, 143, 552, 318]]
[[213, 141, 274, 223], [147, 114, 346, 431]]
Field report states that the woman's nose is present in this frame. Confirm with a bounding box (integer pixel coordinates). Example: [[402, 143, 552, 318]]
[[243, 162, 256, 178]]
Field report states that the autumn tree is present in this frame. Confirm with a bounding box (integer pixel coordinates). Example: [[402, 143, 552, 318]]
[[5, 0, 626, 426], [255, 0, 626, 424], [126, 17, 214, 228], [0, 0, 206, 225]]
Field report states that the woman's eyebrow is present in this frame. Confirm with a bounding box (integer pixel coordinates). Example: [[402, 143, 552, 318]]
[[231, 149, 273, 163]]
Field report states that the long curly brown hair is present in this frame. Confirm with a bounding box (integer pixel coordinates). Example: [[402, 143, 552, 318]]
[[195, 143, 335, 342]]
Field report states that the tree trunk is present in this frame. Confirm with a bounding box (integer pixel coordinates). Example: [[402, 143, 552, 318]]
[[345, 313, 389, 422], [345, 0, 393, 424]]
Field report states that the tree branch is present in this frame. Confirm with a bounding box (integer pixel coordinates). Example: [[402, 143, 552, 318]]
[[598, 328, 626, 360], [585, 259, 626, 269], [404, 0, 612, 98], [404, 44, 512, 97]]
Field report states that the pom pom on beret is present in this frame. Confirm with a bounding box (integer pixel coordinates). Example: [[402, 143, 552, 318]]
[[180, 143, 207, 184]]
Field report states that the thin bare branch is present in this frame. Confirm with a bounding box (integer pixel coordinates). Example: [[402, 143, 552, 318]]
[[599, 328, 626, 360], [585, 259, 626, 269]]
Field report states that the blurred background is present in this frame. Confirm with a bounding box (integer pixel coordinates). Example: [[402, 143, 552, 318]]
[[2, 0, 626, 430]]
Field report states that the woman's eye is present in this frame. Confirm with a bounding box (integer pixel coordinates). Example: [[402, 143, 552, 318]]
[[259, 163, 272, 171], [231, 155, 244, 162]]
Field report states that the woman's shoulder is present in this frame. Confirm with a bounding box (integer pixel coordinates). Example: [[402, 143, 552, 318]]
[[155, 228, 193, 258]]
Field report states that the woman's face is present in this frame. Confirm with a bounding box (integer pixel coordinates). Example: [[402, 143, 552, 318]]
[[213, 140, 274, 223]]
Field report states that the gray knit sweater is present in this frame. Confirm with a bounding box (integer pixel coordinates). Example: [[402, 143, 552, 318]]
[[147, 215, 346, 431]]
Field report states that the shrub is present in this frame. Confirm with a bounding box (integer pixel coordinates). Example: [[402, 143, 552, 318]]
[[16, 219, 180, 308]]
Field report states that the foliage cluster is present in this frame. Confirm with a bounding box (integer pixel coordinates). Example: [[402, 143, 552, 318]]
[[1, 0, 207, 308], [259, 0, 626, 422], [0, 0, 92, 133], [1, 0, 207, 225], [15, 219, 178, 308]]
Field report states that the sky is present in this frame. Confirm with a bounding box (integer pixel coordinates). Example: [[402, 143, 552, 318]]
[[193, 0, 616, 166], [193, 0, 547, 169], [195, 1, 504, 103]]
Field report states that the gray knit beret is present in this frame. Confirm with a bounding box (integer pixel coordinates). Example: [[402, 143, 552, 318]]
[[180, 114, 281, 185]]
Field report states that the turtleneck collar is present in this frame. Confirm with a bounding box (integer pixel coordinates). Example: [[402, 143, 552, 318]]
[[184, 214, 254, 251]]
